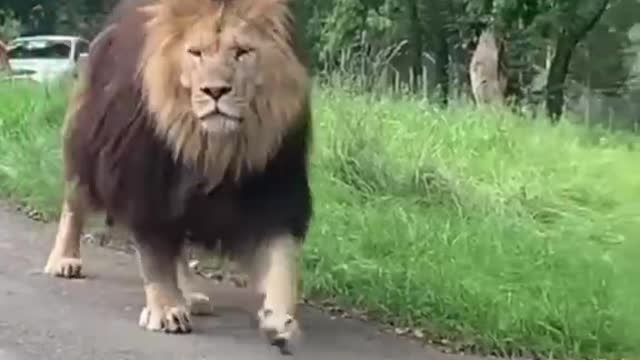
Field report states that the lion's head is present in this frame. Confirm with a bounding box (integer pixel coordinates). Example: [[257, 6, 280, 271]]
[[138, 0, 310, 183]]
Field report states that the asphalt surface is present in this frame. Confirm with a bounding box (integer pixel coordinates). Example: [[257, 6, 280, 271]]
[[0, 204, 485, 360]]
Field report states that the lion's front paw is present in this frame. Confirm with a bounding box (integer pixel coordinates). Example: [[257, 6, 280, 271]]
[[138, 304, 192, 333], [43, 256, 83, 278], [185, 292, 215, 316], [258, 308, 301, 355]]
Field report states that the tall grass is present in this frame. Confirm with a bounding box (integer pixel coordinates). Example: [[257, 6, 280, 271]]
[[0, 81, 66, 213], [0, 80, 638, 359]]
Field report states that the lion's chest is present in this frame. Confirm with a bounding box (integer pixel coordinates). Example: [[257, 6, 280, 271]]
[[179, 179, 280, 248], [183, 187, 242, 236]]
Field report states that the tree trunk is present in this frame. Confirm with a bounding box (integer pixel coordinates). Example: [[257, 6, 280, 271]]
[[545, 0, 610, 121], [434, 34, 450, 106], [0, 40, 10, 73], [545, 35, 576, 121], [469, 29, 507, 105], [407, 0, 423, 91], [430, 0, 451, 106]]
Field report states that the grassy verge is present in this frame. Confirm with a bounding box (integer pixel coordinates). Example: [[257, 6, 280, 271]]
[[0, 80, 638, 359], [0, 81, 67, 213]]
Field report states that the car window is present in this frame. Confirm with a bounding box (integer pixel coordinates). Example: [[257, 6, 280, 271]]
[[8, 39, 72, 60]]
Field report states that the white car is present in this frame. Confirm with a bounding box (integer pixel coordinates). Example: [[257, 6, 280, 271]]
[[5, 35, 90, 83]]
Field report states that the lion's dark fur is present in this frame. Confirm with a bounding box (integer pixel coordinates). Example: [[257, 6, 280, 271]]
[[65, 0, 313, 256]]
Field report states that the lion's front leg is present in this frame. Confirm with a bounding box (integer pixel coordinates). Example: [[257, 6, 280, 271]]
[[250, 234, 303, 355], [134, 236, 192, 334]]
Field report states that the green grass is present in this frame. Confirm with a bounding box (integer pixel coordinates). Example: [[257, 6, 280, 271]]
[[0, 81, 67, 212], [0, 80, 639, 359]]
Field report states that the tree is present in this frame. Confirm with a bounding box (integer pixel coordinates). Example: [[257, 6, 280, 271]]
[[0, 0, 625, 125], [0, 9, 23, 40], [544, 0, 611, 121]]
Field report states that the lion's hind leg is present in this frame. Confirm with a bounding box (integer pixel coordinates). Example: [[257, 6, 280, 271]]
[[177, 250, 215, 316], [43, 182, 88, 278]]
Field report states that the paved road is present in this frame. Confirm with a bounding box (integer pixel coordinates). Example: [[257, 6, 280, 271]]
[[0, 204, 484, 360]]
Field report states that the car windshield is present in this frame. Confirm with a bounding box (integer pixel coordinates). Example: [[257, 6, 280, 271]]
[[8, 39, 71, 60]]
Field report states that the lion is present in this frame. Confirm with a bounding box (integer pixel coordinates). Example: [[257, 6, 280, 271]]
[[42, 0, 313, 354]]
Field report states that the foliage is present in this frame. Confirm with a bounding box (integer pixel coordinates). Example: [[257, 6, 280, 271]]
[[294, 0, 640, 123], [0, 9, 23, 41], [2, 0, 639, 124]]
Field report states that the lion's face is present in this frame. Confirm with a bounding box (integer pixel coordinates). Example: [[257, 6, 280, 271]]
[[140, 0, 310, 179], [178, 18, 261, 135]]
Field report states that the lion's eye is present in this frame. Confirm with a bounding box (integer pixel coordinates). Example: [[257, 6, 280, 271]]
[[187, 48, 202, 57]]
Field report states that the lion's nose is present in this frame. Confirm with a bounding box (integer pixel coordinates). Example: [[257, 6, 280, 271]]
[[201, 82, 232, 100]]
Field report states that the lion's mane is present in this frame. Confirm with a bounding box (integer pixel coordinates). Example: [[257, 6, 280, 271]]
[[64, 0, 313, 253]]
